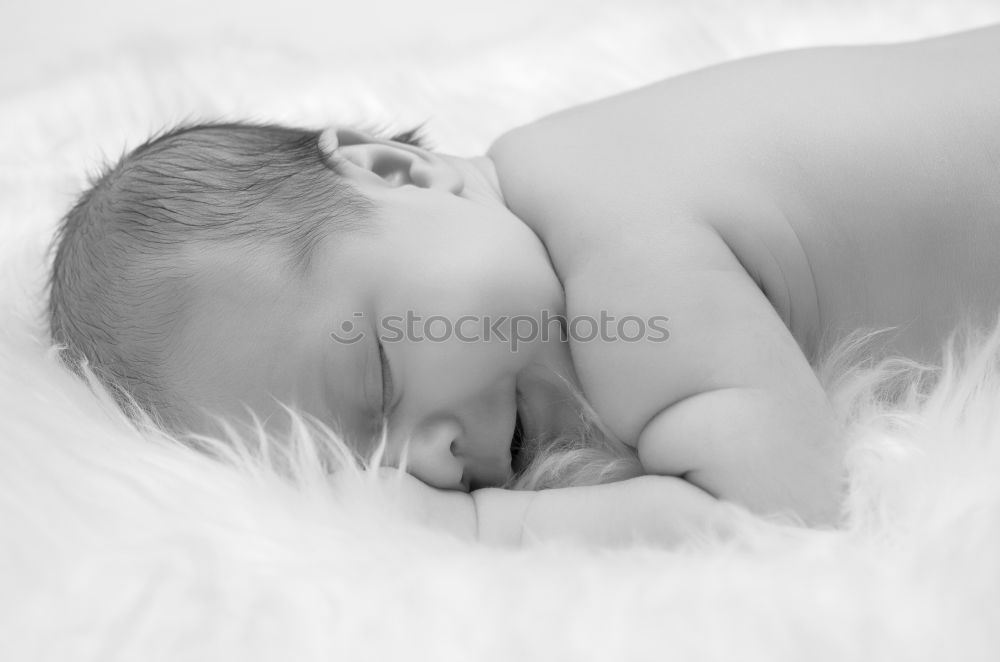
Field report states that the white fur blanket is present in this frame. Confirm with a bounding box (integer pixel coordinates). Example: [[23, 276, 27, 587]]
[[3, 1, 1000, 660]]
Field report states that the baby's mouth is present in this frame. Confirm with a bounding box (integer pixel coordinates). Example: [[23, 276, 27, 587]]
[[510, 410, 525, 473]]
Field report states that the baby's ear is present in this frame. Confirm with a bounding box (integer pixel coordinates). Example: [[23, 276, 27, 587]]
[[319, 127, 376, 155], [317, 127, 342, 158], [318, 125, 430, 162], [318, 126, 462, 194]]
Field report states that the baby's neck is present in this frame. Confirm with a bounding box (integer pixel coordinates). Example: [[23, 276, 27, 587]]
[[440, 154, 506, 207]]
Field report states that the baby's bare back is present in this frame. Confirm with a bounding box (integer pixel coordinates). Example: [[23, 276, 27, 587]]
[[747, 25, 1000, 363], [495, 24, 1000, 365]]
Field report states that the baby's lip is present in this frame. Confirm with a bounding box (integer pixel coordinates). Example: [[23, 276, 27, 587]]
[[467, 456, 514, 491], [510, 409, 525, 474], [513, 373, 553, 445]]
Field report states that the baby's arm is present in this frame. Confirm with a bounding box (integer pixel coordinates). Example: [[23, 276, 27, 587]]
[[556, 220, 842, 526], [382, 470, 734, 547], [625, 225, 843, 525]]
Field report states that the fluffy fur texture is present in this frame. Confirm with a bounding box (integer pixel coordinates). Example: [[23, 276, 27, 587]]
[[4, 1, 1000, 660]]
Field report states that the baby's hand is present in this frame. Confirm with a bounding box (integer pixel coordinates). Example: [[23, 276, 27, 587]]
[[333, 469, 754, 547], [336, 467, 479, 541]]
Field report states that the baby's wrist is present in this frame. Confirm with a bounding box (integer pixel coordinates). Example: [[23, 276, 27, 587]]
[[471, 488, 537, 546], [417, 484, 479, 542], [377, 469, 478, 542]]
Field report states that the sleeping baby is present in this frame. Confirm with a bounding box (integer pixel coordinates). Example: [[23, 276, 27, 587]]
[[47, 23, 1000, 546]]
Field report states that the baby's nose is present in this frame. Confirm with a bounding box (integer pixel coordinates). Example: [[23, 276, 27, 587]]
[[401, 418, 467, 490], [401, 415, 514, 491]]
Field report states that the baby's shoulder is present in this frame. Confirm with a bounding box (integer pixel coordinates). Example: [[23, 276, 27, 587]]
[[488, 121, 710, 277], [491, 126, 817, 340]]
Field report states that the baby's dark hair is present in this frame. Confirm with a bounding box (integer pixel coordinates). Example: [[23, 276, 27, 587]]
[[47, 121, 427, 432]]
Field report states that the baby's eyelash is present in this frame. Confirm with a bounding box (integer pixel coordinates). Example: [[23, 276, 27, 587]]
[[377, 339, 394, 415]]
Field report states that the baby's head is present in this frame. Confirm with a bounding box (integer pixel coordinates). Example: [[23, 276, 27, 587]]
[[48, 121, 574, 489]]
